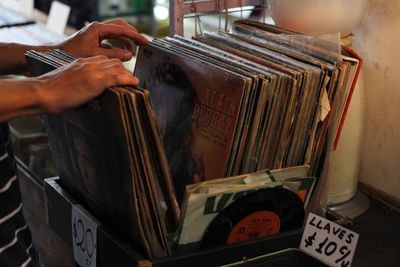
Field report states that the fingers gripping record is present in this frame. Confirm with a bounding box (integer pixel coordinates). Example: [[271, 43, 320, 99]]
[[38, 56, 138, 114], [59, 19, 148, 61]]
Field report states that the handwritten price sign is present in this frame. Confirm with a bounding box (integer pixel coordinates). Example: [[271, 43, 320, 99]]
[[72, 205, 100, 267], [300, 213, 359, 267]]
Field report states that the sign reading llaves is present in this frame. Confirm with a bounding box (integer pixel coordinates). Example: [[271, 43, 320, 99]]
[[72, 204, 100, 267], [300, 213, 359, 267]]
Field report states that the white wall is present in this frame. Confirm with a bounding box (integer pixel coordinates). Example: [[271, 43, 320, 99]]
[[354, 0, 400, 199]]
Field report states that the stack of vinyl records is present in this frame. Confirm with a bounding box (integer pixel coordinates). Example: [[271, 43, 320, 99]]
[[25, 19, 362, 260], [25, 50, 180, 259], [177, 165, 316, 252], [134, 20, 361, 205]]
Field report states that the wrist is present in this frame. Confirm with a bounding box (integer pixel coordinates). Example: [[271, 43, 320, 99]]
[[28, 77, 49, 114], [55, 34, 75, 55], [0, 77, 50, 122]]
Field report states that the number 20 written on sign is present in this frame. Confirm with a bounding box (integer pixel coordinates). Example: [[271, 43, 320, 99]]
[[72, 217, 96, 266]]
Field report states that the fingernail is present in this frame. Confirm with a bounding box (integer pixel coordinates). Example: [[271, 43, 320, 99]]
[[133, 77, 139, 84]]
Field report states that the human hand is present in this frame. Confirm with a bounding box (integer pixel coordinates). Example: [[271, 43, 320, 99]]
[[36, 55, 138, 113], [58, 19, 149, 61]]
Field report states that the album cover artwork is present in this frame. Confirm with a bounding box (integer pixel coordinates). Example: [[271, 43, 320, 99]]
[[134, 43, 251, 203]]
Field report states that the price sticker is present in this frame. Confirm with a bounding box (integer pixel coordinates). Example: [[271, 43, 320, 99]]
[[71, 204, 100, 267], [300, 213, 359, 267]]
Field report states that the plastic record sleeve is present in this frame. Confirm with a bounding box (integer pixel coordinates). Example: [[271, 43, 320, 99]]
[[200, 187, 305, 248]]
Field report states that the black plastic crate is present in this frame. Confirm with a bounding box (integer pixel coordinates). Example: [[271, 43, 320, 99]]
[[44, 177, 323, 267]]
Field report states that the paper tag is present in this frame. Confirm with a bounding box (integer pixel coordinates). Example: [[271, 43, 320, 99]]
[[300, 213, 359, 267], [71, 204, 100, 267], [319, 88, 331, 122], [19, 0, 34, 17], [46, 0, 70, 35]]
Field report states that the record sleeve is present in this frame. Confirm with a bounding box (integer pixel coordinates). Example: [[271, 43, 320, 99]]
[[134, 43, 252, 203], [196, 33, 310, 169], [176, 165, 313, 252], [155, 36, 273, 177], [199, 187, 305, 249]]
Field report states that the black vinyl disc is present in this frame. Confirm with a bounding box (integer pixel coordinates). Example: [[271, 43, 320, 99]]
[[199, 187, 305, 249]]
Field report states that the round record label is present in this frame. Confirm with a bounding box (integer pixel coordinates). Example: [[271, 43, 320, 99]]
[[200, 187, 305, 249], [227, 210, 281, 244]]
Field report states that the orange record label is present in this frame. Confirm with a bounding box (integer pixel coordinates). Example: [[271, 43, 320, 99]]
[[227, 211, 281, 244]]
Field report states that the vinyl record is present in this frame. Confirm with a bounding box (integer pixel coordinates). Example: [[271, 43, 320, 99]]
[[200, 187, 305, 248]]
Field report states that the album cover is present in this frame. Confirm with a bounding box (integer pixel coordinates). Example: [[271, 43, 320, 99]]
[[149, 37, 258, 177], [154, 36, 273, 176], [134, 43, 252, 203], [177, 165, 313, 252]]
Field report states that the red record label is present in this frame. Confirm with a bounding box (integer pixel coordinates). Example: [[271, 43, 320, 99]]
[[227, 211, 281, 244]]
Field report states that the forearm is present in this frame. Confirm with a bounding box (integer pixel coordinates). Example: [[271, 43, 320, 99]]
[[0, 77, 46, 122], [0, 43, 54, 75]]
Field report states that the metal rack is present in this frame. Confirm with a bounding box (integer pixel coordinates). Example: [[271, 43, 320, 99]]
[[170, 0, 268, 36]]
